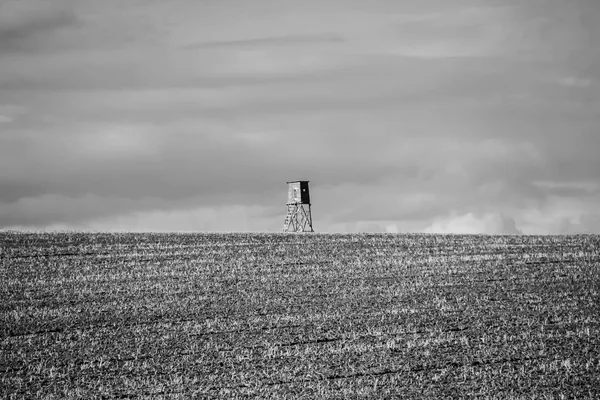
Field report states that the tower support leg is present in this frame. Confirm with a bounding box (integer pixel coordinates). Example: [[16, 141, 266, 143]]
[[283, 203, 314, 232]]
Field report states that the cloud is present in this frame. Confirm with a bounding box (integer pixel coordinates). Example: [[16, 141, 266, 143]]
[[383, 6, 516, 58], [424, 213, 523, 235], [0, 194, 167, 228], [84, 205, 273, 233], [0, 0, 79, 53], [558, 214, 600, 234], [0, 104, 26, 124], [559, 76, 593, 88], [0, 202, 277, 233], [183, 32, 344, 50], [532, 180, 599, 198], [0, 194, 116, 227], [385, 224, 399, 234]]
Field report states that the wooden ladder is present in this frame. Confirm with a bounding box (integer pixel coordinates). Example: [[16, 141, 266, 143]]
[[283, 207, 295, 232]]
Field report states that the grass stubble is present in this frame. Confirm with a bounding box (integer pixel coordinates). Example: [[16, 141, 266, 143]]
[[1, 232, 599, 399]]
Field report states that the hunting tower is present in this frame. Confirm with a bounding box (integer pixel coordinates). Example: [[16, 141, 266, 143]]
[[283, 181, 314, 232]]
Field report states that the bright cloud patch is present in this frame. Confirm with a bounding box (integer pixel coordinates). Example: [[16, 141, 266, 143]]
[[424, 213, 522, 235], [71, 125, 160, 159]]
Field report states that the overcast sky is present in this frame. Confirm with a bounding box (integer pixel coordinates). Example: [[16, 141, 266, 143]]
[[0, 0, 599, 234]]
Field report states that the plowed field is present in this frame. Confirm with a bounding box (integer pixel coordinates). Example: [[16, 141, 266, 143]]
[[2, 233, 599, 399]]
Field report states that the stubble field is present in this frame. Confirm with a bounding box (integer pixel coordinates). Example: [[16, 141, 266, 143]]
[[1, 232, 599, 399]]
